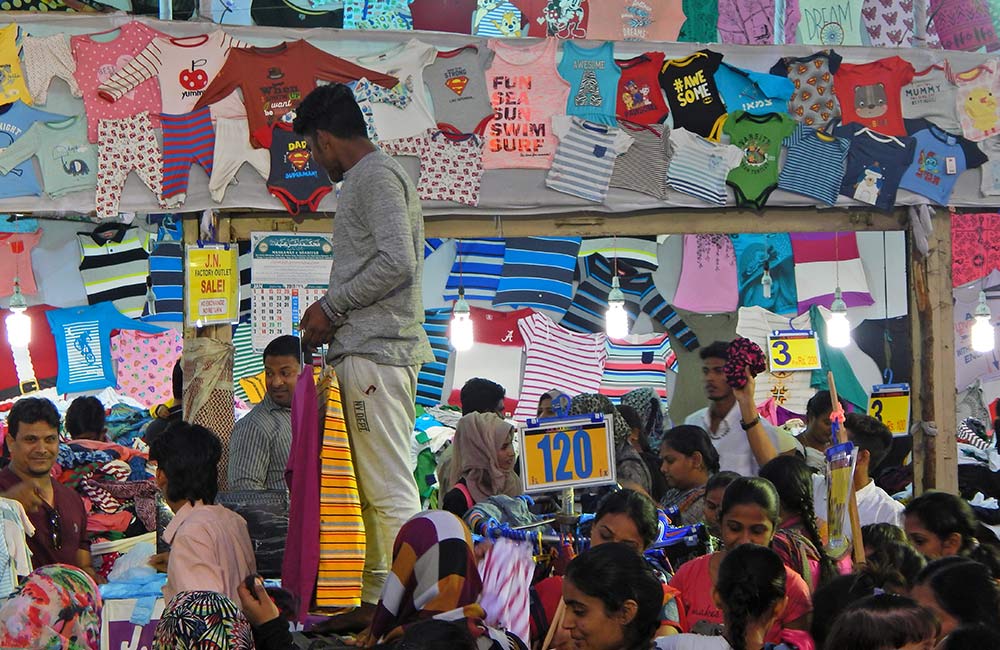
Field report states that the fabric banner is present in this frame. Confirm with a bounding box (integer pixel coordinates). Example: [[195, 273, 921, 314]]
[[952, 212, 1000, 288]]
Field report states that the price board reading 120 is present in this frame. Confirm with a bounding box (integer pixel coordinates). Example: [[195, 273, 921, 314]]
[[519, 414, 616, 493]]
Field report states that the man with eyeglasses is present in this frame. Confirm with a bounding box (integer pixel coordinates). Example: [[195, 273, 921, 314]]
[[0, 397, 98, 582]]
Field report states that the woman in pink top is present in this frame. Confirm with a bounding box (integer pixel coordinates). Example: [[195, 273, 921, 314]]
[[669, 477, 812, 644]]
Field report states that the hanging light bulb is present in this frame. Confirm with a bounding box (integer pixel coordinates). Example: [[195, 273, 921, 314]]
[[5, 277, 30, 348], [450, 288, 474, 351], [827, 287, 851, 348], [606, 276, 629, 339], [972, 291, 995, 353]]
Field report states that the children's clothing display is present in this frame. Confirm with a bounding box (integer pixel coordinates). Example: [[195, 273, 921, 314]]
[[930, 0, 1000, 52], [585, 0, 685, 41], [609, 122, 673, 200], [899, 120, 986, 205], [714, 64, 795, 116], [0, 116, 96, 198], [778, 123, 849, 205], [350, 39, 438, 141], [46, 302, 166, 394], [483, 38, 569, 169], [717, 0, 799, 45], [795, 0, 863, 45], [542, 0, 590, 39], [666, 128, 742, 205], [615, 53, 669, 125], [791, 232, 874, 311], [901, 64, 961, 135], [351, 77, 414, 143], [770, 50, 841, 127], [953, 60, 1000, 142], [0, 230, 41, 296], [730, 233, 798, 315], [417, 308, 452, 407], [578, 237, 661, 272], [193, 39, 397, 148], [722, 111, 796, 211], [558, 41, 621, 126], [145, 220, 184, 324], [97, 30, 248, 118], [834, 56, 915, 136], [78, 224, 152, 319], [493, 237, 581, 315], [861, 0, 940, 48], [0, 101, 69, 199], [473, 1, 525, 37], [834, 124, 916, 212], [659, 50, 727, 140], [673, 234, 738, 314], [678, 0, 718, 42], [111, 328, 184, 407], [160, 107, 215, 203], [95, 111, 167, 220], [209, 118, 270, 203], [444, 238, 505, 301], [951, 212, 1000, 288], [0, 24, 31, 106], [513, 312, 608, 423], [424, 45, 495, 136], [21, 33, 81, 105], [343, 0, 414, 29], [545, 116, 632, 203], [265, 122, 333, 215], [71, 21, 166, 143], [382, 130, 484, 206], [600, 332, 676, 402]]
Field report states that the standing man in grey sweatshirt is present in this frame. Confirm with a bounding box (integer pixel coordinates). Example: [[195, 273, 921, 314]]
[[296, 84, 434, 628]]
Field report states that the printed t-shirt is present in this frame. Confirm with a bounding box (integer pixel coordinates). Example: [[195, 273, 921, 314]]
[[511, 0, 548, 35], [714, 64, 794, 116], [930, 0, 1000, 51], [672, 234, 738, 314], [796, 0, 863, 45], [0, 24, 31, 105], [778, 124, 849, 206], [834, 124, 916, 212], [0, 116, 97, 199], [791, 232, 874, 311], [953, 60, 1000, 142], [0, 230, 41, 296], [425, 45, 495, 136], [610, 122, 673, 200], [546, 116, 632, 203], [96, 30, 247, 118], [343, 0, 413, 29], [834, 56, 914, 136], [542, 0, 589, 38], [558, 41, 621, 127], [473, 1, 525, 37], [410, 0, 478, 33], [678, 0, 718, 41], [111, 328, 184, 407], [899, 120, 987, 205], [901, 64, 961, 135], [770, 50, 841, 127], [586, 0, 684, 41], [71, 21, 166, 143], [729, 233, 797, 316], [349, 39, 438, 141], [513, 311, 608, 423], [717, 0, 800, 45], [192, 40, 397, 148], [666, 128, 743, 206], [862, 0, 941, 47], [659, 50, 727, 141], [484, 38, 569, 169], [447, 306, 533, 413], [951, 212, 1000, 289], [492, 237, 581, 316], [722, 111, 796, 211], [616, 52, 669, 125], [600, 332, 676, 401], [0, 101, 68, 199]]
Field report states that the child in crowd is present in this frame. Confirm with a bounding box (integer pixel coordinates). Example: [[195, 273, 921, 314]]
[[820, 594, 938, 650], [911, 557, 1000, 643], [64, 396, 107, 441]]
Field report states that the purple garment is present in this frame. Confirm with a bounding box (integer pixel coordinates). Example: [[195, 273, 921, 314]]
[[717, 0, 799, 44], [776, 405, 804, 426], [282, 366, 321, 622]]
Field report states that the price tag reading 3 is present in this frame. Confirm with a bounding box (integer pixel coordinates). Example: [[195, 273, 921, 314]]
[[519, 415, 616, 493], [767, 330, 822, 372], [868, 384, 911, 437]]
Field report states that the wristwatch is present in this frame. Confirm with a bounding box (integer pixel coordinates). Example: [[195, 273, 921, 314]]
[[740, 416, 760, 431]]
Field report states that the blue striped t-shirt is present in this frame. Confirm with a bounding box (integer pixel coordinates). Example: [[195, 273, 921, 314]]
[[444, 238, 506, 302], [777, 124, 850, 206], [546, 116, 633, 203], [493, 237, 581, 316], [666, 128, 742, 205], [416, 307, 452, 407]]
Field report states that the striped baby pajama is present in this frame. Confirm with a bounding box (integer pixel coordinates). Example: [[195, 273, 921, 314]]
[[95, 112, 167, 221], [160, 107, 215, 204]]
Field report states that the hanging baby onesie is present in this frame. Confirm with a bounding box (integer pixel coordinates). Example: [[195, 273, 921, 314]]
[[659, 50, 727, 141], [777, 124, 849, 206], [901, 64, 960, 135], [0, 116, 96, 198], [349, 40, 437, 141], [834, 56, 915, 137], [834, 125, 917, 212], [343, 0, 414, 29], [264, 122, 333, 216], [558, 41, 621, 127], [861, 0, 940, 47], [424, 45, 495, 136], [951, 212, 1000, 288], [381, 130, 485, 206], [666, 128, 743, 206], [448, 306, 534, 414], [600, 332, 677, 402], [729, 233, 798, 315], [21, 34, 81, 105], [46, 302, 167, 394], [71, 21, 167, 143], [717, 0, 800, 44], [899, 120, 987, 205], [795, 0, 863, 44], [953, 60, 1000, 142], [483, 38, 569, 170], [444, 238, 506, 302], [609, 122, 673, 200], [0, 24, 32, 105], [493, 237, 581, 316], [930, 0, 1000, 51], [513, 311, 608, 423], [545, 117, 632, 203], [0, 231, 41, 296], [723, 111, 796, 211], [111, 328, 183, 407], [78, 224, 152, 319], [616, 53, 670, 125], [586, 0, 685, 41], [714, 64, 795, 116], [416, 307, 452, 408], [473, 1, 526, 37], [0, 101, 68, 199], [769, 50, 841, 128], [673, 234, 739, 314], [790, 232, 874, 311]]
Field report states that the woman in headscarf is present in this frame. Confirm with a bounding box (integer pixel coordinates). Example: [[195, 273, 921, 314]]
[[0, 564, 102, 650], [570, 393, 652, 496], [153, 590, 254, 650], [442, 412, 521, 517], [620, 387, 666, 452]]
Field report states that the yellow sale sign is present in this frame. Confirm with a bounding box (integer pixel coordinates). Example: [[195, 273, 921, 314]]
[[768, 331, 822, 371], [186, 245, 239, 327], [868, 384, 911, 436], [519, 416, 615, 493]]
